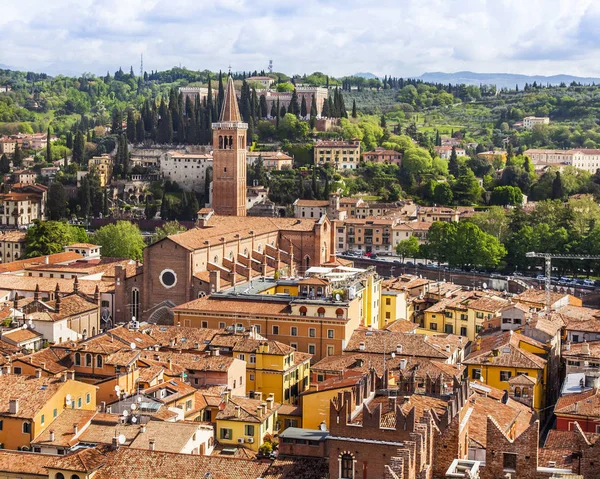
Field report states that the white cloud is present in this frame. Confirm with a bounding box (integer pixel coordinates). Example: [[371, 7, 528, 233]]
[[1, 0, 599, 78]]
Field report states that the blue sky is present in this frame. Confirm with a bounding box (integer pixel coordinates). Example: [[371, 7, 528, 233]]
[[2, 0, 600, 78]]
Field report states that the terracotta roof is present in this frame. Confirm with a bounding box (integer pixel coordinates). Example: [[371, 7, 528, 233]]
[[0, 375, 85, 419], [1, 327, 42, 343], [141, 325, 220, 350], [32, 294, 98, 322], [138, 350, 237, 374], [216, 396, 280, 423], [129, 421, 211, 453], [515, 289, 573, 307], [13, 347, 71, 374], [315, 140, 360, 148], [556, 305, 599, 322], [463, 330, 547, 369], [352, 393, 448, 427], [142, 379, 197, 405], [385, 320, 418, 333], [262, 457, 330, 479], [555, 389, 600, 417], [105, 349, 140, 367], [165, 216, 319, 251], [467, 393, 535, 448], [345, 328, 464, 359], [92, 447, 272, 479], [137, 365, 164, 384], [172, 296, 295, 317], [302, 370, 367, 395], [108, 326, 159, 350], [0, 252, 83, 273], [32, 408, 97, 447], [295, 200, 329, 207], [0, 450, 55, 475], [46, 446, 108, 473], [563, 340, 600, 360], [0, 230, 26, 242], [0, 274, 112, 295], [68, 243, 100, 249]]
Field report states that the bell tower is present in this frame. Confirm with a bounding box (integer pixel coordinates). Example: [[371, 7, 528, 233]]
[[212, 74, 247, 216]]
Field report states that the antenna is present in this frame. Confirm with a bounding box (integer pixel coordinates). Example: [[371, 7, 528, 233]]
[[268, 59, 273, 74]]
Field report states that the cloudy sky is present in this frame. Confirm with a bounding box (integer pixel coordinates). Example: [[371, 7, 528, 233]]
[[1, 0, 600, 78]]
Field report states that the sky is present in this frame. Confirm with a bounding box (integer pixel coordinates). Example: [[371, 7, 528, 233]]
[[2, 0, 600, 78]]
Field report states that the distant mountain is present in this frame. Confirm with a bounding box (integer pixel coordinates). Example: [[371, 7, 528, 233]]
[[418, 71, 600, 89], [0, 64, 13, 70], [353, 72, 378, 79]]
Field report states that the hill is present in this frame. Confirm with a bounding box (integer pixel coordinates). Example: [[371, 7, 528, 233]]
[[418, 71, 600, 89]]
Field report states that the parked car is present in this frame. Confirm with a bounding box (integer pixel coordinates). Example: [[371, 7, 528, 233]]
[[583, 279, 595, 287]]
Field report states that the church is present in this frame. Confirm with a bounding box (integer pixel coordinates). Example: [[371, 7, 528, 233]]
[[117, 75, 338, 324]]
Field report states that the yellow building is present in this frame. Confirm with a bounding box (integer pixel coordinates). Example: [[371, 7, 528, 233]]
[[215, 394, 280, 451], [463, 330, 548, 415], [423, 291, 509, 340], [0, 373, 97, 450], [88, 154, 113, 187], [314, 140, 361, 171], [235, 340, 311, 405]]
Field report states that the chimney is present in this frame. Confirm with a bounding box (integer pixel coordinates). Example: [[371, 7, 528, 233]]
[[9, 399, 18, 414], [396, 344, 403, 354], [100, 401, 106, 412], [445, 344, 451, 353], [2, 365, 9, 375], [235, 405, 241, 418], [94, 285, 100, 303], [213, 349, 220, 356], [111, 436, 119, 450], [49, 430, 55, 442], [73, 424, 78, 435], [195, 342, 201, 350], [261, 402, 268, 414], [169, 339, 175, 348], [566, 342, 571, 351], [34, 284, 40, 301], [45, 255, 49, 265], [73, 276, 79, 294], [61, 372, 67, 382], [67, 371, 75, 380], [209, 270, 221, 294], [154, 354, 160, 362], [40, 362, 46, 370], [167, 359, 172, 371], [256, 405, 263, 418], [254, 391, 262, 401], [35, 368, 42, 378], [389, 397, 397, 409], [359, 342, 365, 351], [149, 439, 155, 451], [140, 424, 147, 434], [266, 395, 274, 410], [400, 359, 407, 370], [54, 284, 61, 313]]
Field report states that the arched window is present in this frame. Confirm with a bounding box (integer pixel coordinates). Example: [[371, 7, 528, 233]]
[[96, 355, 103, 368], [243, 248, 248, 256], [229, 251, 234, 260], [336, 308, 344, 319], [317, 307, 326, 318], [56, 474, 65, 479], [341, 454, 354, 479], [71, 475, 81, 479], [218, 136, 223, 149], [514, 387, 521, 397], [91, 327, 96, 337], [522, 387, 530, 398], [305, 256, 310, 270], [299, 306, 307, 317], [131, 288, 140, 320], [74, 353, 81, 366], [82, 329, 87, 340], [85, 353, 92, 367]]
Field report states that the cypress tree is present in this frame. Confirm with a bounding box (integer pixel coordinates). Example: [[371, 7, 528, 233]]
[[290, 89, 300, 116], [251, 88, 259, 121], [351, 100, 357, 118], [122, 134, 130, 175], [103, 190, 109, 216], [339, 90, 347, 118], [280, 104, 287, 118], [126, 110, 136, 143], [435, 130, 441, 146], [328, 97, 335, 118], [381, 114, 386, 128], [111, 108, 122, 134], [311, 169, 318, 198], [0, 154, 10, 174], [260, 95, 268, 119], [46, 127, 52, 162], [217, 71, 225, 114], [136, 117, 145, 143], [72, 131, 85, 164], [321, 98, 330, 118], [207, 77, 214, 120], [66, 132, 73, 149], [310, 95, 317, 117], [300, 96, 307, 118], [247, 117, 254, 147], [552, 172, 565, 200], [269, 100, 277, 119], [449, 146, 459, 177], [276, 99, 280, 128]]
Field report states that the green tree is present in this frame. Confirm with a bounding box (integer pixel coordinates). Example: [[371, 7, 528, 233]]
[[93, 221, 146, 261], [47, 183, 68, 220], [425, 221, 457, 265], [433, 182, 453, 205], [395, 236, 419, 262], [300, 96, 307, 118], [0, 154, 10, 174], [351, 100, 357, 118], [450, 222, 506, 269], [46, 127, 52, 162], [452, 166, 481, 205], [13, 143, 23, 168], [72, 131, 85, 164], [448, 146, 459, 177], [152, 221, 188, 243], [25, 221, 88, 257], [552, 171, 565, 200]]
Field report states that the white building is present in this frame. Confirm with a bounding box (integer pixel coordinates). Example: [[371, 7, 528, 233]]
[[0, 192, 45, 227], [160, 151, 213, 192], [523, 116, 550, 129], [525, 148, 600, 173]]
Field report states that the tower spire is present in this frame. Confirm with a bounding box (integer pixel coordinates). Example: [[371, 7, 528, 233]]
[[219, 75, 242, 123]]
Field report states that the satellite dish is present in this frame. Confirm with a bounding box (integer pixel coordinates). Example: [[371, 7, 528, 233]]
[[66, 394, 72, 401], [319, 422, 327, 431], [130, 342, 136, 350], [23, 324, 28, 329], [131, 416, 137, 423], [335, 293, 341, 301], [29, 322, 35, 330], [114, 385, 121, 393], [118, 434, 126, 445], [482, 282, 488, 289], [137, 396, 142, 403], [130, 403, 137, 410], [391, 352, 395, 358], [122, 409, 129, 417]]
